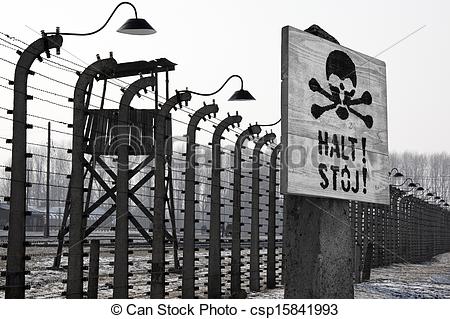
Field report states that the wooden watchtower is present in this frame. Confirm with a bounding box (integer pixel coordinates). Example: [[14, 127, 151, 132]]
[[53, 57, 179, 276]]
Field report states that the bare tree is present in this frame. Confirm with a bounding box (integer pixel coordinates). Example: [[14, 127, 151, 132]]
[[390, 151, 450, 202]]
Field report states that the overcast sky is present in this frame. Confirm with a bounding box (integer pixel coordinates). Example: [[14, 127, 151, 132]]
[[0, 0, 449, 159]]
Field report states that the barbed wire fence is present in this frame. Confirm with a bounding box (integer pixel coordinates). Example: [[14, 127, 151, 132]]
[[0, 31, 448, 299], [0, 31, 284, 299]]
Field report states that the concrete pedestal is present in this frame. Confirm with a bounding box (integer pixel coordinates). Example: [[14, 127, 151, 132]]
[[284, 195, 354, 298]]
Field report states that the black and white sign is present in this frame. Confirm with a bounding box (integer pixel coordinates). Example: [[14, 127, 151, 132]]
[[281, 26, 389, 204]]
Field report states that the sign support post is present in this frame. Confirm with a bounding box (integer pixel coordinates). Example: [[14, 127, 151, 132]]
[[284, 195, 354, 298], [281, 25, 389, 298]]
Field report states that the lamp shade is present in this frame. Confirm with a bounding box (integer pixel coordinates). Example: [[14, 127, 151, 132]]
[[117, 18, 156, 35], [228, 89, 255, 101]]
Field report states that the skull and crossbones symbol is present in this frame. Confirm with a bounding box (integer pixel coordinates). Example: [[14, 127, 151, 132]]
[[308, 50, 373, 128]]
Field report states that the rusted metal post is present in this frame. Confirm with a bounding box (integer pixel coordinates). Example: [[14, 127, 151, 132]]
[[182, 102, 219, 298], [231, 124, 261, 297], [6, 34, 62, 299], [87, 239, 100, 299], [152, 92, 191, 298], [250, 132, 275, 292], [67, 58, 117, 299], [267, 143, 281, 289], [114, 76, 156, 298], [208, 113, 242, 299]]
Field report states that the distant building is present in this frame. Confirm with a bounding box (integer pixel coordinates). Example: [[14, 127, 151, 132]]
[[0, 202, 114, 233]]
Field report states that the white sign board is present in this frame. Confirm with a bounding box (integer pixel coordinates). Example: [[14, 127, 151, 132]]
[[281, 26, 389, 204]]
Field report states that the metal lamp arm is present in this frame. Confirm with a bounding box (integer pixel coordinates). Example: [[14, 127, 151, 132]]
[[394, 177, 414, 187], [259, 118, 281, 127], [46, 2, 138, 36], [183, 75, 243, 97]]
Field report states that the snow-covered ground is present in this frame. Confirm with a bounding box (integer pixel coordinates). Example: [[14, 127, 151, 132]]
[[0, 245, 283, 298], [1, 245, 450, 299], [249, 252, 450, 299], [355, 253, 450, 298]]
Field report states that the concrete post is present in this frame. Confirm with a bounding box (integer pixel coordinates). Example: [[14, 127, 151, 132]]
[[208, 114, 242, 299], [182, 102, 218, 298], [6, 34, 62, 299], [267, 143, 281, 289], [231, 124, 261, 297], [114, 76, 156, 298], [362, 202, 369, 264], [361, 242, 372, 281], [87, 240, 100, 299], [151, 92, 191, 298], [250, 133, 276, 292], [45, 121, 51, 238], [284, 195, 354, 298], [67, 58, 117, 299], [354, 243, 361, 283]]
